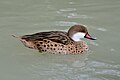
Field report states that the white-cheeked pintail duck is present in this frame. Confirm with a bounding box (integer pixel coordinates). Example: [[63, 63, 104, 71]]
[[13, 25, 96, 54]]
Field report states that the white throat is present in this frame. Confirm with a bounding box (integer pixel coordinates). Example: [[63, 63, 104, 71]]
[[71, 32, 85, 41]]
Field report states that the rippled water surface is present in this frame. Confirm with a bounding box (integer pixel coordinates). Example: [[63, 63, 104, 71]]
[[0, 0, 120, 80]]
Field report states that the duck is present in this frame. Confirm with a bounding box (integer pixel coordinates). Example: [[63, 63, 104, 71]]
[[12, 24, 96, 54]]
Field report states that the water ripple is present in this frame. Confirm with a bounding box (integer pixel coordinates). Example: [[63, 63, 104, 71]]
[[97, 28, 107, 32], [95, 69, 120, 77], [55, 21, 78, 26], [59, 8, 76, 12], [87, 61, 120, 69], [67, 13, 92, 19], [90, 41, 99, 46]]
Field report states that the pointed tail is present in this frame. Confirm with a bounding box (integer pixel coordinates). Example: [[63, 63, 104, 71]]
[[12, 35, 22, 39]]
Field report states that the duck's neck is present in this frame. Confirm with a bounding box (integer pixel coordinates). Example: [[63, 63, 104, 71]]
[[71, 32, 85, 41]]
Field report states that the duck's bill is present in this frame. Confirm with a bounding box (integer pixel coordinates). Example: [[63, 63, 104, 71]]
[[84, 33, 97, 40]]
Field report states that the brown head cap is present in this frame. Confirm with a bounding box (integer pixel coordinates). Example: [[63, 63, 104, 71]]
[[68, 25, 88, 38]]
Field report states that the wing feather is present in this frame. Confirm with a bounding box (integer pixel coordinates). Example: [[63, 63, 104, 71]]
[[21, 31, 72, 45]]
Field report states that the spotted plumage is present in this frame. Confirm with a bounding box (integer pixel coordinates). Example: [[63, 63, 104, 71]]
[[13, 25, 96, 54]]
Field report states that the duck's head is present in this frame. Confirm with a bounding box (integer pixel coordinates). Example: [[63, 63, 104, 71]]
[[68, 25, 96, 41]]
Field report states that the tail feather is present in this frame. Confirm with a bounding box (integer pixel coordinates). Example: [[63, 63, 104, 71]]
[[12, 35, 36, 49], [12, 35, 22, 39]]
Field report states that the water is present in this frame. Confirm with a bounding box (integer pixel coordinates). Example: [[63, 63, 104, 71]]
[[0, 0, 120, 80]]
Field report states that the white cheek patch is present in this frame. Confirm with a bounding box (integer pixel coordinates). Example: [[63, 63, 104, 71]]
[[71, 32, 85, 41]]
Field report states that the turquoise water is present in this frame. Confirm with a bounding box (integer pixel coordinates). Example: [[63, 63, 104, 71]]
[[0, 0, 120, 80]]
